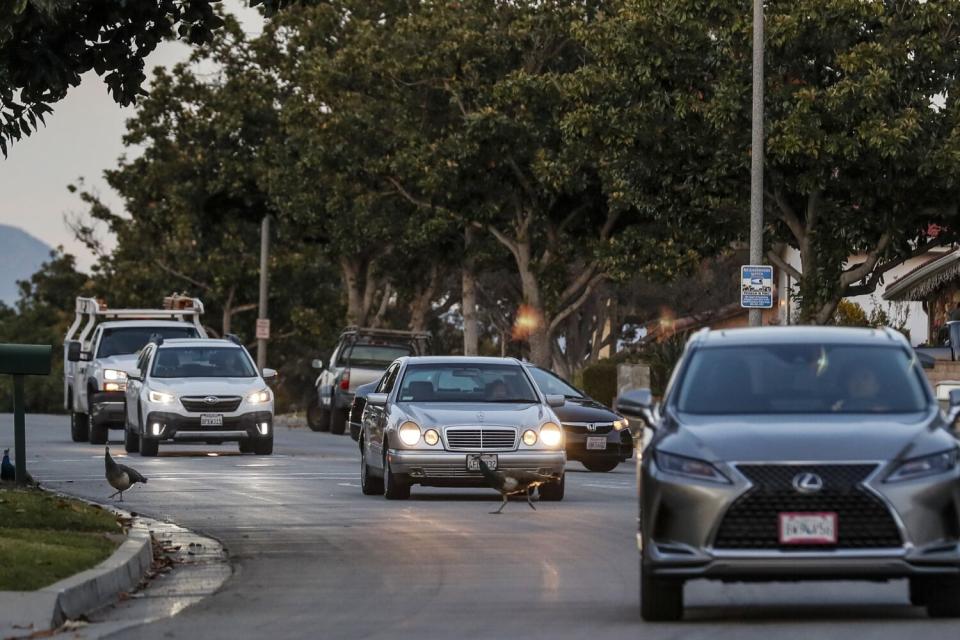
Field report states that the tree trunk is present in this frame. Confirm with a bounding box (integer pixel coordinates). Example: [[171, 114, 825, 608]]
[[222, 287, 236, 336], [462, 228, 479, 356], [515, 239, 552, 367], [340, 256, 371, 327], [409, 267, 440, 332]]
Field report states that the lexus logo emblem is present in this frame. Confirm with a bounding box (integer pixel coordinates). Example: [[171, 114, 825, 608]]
[[204, 396, 219, 405], [586, 424, 597, 432], [792, 472, 824, 494]]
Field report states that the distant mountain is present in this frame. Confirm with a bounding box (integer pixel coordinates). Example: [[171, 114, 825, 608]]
[[0, 224, 52, 306]]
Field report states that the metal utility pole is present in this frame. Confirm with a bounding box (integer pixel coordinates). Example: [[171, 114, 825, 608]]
[[748, 0, 765, 327], [257, 215, 270, 370]]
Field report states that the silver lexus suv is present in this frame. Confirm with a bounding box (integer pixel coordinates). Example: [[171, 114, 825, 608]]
[[617, 327, 960, 621]]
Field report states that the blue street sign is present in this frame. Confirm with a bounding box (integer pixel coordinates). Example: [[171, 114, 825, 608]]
[[741, 265, 774, 309]]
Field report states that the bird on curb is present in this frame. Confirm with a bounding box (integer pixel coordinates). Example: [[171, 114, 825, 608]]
[[1, 449, 35, 485], [478, 458, 559, 515], [105, 446, 147, 501]]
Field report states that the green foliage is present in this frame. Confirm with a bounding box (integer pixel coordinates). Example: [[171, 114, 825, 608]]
[[632, 335, 687, 397], [581, 361, 618, 407]]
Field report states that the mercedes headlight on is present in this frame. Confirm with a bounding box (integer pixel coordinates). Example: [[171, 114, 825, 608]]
[[522, 429, 538, 446], [539, 422, 562, 447], [423, 429, 440, 446], [398, 421, 421, 446], [886, 449, 959, 483], [149, 390, 175, 404], [247, 389, 271, 404]]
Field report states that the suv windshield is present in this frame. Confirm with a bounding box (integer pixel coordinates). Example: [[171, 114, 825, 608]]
[[152, 347, 258, 379], [339, 344, 413, 367], [98, 326, 199, 358], [676, 344, 928, 415], [398, 363, 539, 403], [528, 366, 584, 399]]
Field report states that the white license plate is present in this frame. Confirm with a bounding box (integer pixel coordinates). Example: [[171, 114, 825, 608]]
[[466, 454, 498, 471], [779, 512, 838, 545], [586, 436, 607, 450], [200, 414, 224, 427]]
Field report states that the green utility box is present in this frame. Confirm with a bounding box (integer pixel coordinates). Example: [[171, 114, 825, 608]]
[[0, 343, 53, 485]]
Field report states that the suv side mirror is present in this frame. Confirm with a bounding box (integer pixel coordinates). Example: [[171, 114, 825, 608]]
[[262, 367, 278, 381], [66, 340, 82, 362], [615, 388, 657, 430], [545, 394, 565, 408], [311, 359, 325, 371]]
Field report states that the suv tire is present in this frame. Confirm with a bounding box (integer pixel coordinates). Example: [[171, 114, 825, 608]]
[[538, 473, 565, 501], [330, 408, 348, 435], [360, 445, 383, 495], [306, 401, 325, 431], [124, 425, 140, 453], [140, 437, 159, 457], [254, 435, 274, 455], [89, 417, 109, 445], [582, 458, 619, 473], [926, 577, 960, 617], [70, 412, 89, 442], [239, 440, 254, 454], [383, 454, 410, 500], [640, 562, 684, 622]]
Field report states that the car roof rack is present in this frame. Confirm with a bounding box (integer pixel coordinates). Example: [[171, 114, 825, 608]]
[[65, 294, 205, 349], [339, 326, 432, 339]]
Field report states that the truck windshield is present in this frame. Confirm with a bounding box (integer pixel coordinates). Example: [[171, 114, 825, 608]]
[[676, 344, 928, 415], [97, 326, 199, 357], [397, 363, 539, 403], [339, 344, 413, 367], [151, 347, 258, 378]]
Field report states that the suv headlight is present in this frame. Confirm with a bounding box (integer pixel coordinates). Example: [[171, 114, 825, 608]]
[[886, 449, 959, 483], [654, 450, 730, 484], [149, 390, 175, 404], [247, 389, 271, 404], [398, 421, 421, 446], [539, 422, 562, 447]]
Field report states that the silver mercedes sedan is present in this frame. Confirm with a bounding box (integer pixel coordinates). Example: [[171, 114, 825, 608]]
[[617, 327, 960, 621], [357, 356, 567, 500]]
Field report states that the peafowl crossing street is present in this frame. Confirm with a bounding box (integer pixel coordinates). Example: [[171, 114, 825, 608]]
[[7, 413, 958, 639]]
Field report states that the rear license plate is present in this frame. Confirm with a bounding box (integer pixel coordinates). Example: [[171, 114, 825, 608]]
[[779, 512, 838, 545], [200, 414, 224, 427], [586, 436, 607, 450], [466, 454, 498, 471]]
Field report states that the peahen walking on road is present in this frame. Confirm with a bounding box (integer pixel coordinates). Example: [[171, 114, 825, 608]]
[[105, 446, 147, 501], [478, 458, 559, 514], [1, 448, 35, 484]]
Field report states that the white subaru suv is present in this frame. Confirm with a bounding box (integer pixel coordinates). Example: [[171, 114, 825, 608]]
[[123, 337, 276, 456]]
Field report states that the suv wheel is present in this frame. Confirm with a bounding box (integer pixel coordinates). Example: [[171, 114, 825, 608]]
[[89, 417, 109, 445], [254, 434, 274, 455], [239, 440, 254, 454], [70, 412, 89, 442], [124, 424, 140, 453], [360, 444, 383, 495], [383, 454, 410, 500], [582, 458, 619, 473], [330, 408, 348, 435], [306, 401, 326, 432], [640, 561, 684, 621], [925, 577, 960, 617], [538, 473, 565, 501], [140, 437, 159, 457]]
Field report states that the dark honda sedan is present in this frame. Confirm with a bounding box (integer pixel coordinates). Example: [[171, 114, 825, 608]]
[[525, 364, 633, 472], [617, 327, 960, 621]]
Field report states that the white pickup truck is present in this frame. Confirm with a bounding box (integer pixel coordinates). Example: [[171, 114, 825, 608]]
[[64, 296, 207, 444]]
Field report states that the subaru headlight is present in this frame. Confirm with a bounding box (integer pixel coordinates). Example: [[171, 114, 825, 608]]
[[886, 449, 959, 483], [539, 422, 562, 447], [398, 421, 421, 446], [654, 450, 730, 484], [149, 390, 175, 404], [247, 389, 271, 404], [613, 418, 629, 431], [103, 369, 127, 382]]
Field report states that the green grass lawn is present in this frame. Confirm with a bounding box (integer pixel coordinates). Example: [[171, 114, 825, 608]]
[[0, 488, 121, 591]]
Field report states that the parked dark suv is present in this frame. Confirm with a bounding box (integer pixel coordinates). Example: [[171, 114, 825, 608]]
[[617, 327, 960, 621]]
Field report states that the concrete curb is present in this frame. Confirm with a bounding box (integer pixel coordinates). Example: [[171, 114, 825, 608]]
[[0, 500, 152, 637]]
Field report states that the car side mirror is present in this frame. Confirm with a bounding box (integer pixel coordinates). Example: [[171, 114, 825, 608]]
[[311, 359, 325, 371], [262, 367, 278, 382], [66, 340, 82, 362], [128, 370, 143, 382], [545, 394, 565, 408], [366, 392, 388, 407], [615, 388, 657, 430]]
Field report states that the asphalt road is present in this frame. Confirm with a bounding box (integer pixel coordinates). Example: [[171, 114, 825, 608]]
[[5, 413, 957, 639]]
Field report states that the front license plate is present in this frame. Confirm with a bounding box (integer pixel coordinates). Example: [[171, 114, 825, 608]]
[[586, 436, 607, 450], [466, 454, 498, 471], [200, 414, 224, 427], [779, 512, 838, 545]]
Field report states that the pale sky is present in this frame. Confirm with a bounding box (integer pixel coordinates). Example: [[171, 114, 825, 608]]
[[0, 3, 264, 271]]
